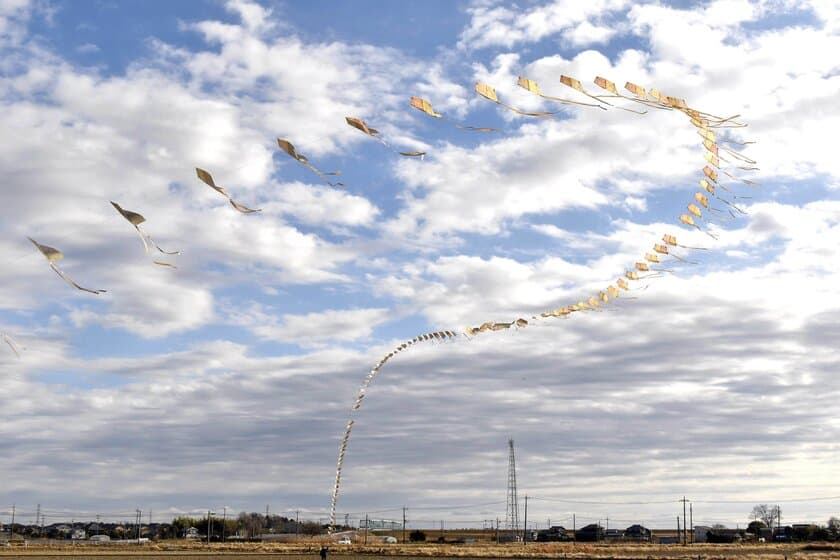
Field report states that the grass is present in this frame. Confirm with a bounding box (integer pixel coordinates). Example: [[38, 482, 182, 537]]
[[1, 540, 837, 559]]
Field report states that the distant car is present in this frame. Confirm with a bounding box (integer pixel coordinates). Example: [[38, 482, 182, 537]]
[[337, 537, 352, 544]]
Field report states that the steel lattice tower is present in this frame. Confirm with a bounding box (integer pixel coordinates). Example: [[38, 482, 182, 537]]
[[505, 439, 520, 534]]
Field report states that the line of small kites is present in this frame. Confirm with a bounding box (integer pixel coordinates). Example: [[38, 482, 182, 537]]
[[329, 73, 759, 531], [3, 73, 754, 365]]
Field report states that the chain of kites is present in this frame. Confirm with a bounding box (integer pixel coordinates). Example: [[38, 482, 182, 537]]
[[0, 71, 757, 532], [328, 75, 757, 531]]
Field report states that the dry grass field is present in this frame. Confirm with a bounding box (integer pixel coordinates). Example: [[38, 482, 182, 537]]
[[2, 541, 840, 559]]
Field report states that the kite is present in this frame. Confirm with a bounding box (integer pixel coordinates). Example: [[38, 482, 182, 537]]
[[409, 96, 497, 132], [474, 82, 559, 118], [28, 237, 105, 295], [328, 74, 757, 532], [277, 138, 345, 186], [2, 333, 22, 358], [516, 76, 605, 109], [195, 168, 261, 213], [653, 242, 695, 264], [558, 74, 647, 114], [345, 116, 426, 157], [110, 201, 180, 267]]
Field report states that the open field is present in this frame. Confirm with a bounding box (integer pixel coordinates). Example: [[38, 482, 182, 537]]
[[3, 541, 840, 559]]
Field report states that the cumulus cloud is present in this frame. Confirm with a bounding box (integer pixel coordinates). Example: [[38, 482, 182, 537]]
[[2, 0, 840, 527], [458, 0, 629, 50]]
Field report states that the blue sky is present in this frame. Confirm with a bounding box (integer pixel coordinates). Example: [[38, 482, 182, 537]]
[[2, 0, 840, 529]]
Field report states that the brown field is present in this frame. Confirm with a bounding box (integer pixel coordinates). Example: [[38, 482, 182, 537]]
[[2, 541, 840, 560]]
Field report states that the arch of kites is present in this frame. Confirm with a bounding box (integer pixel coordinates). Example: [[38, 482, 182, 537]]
[[0, 73, 757, 532]]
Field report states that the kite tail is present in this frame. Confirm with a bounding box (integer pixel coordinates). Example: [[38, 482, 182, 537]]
[[329, 330, 459, 533], [50, 263, 105, 295]]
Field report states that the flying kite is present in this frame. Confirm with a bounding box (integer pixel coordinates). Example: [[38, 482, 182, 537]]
[[195, 168, 261, 213], [345, 116, 426, 157], [516, 76, 605, 109], [28, 237, 106, 295], [329, 75, 757, 532], [110, 201, 180, 267], [474, 82, 559, 118], [277, 138, 345, 186], [2, 333, 21, 358], [409, 96, 497, 131], [558, 74, 647, 114]]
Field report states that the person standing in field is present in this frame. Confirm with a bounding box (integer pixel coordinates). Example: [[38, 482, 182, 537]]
[[320, 546, 328, 560]]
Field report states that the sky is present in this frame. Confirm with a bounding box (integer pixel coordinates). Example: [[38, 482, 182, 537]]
[[2, 0, 840, 530]]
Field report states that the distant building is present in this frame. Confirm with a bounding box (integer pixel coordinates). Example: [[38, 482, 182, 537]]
[[624, 524, 651, 541], [657, 535, 680, 544], [705, 528, 744, 543], [575, 524, 605, 542], [89, 534, 110, 542], [537, 526, 569, 542], [694, 525, 711, 543]]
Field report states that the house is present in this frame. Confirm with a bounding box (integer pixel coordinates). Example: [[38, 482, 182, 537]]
[[605, 528, 624, 540], [575, 524, 605, 542], [694, 525, 711, 543], [624, 524, 651, 541], [185, 527, 200, 540], [537, 526, 569, 542], [624, 524, 650, 540], [705, 528, 744, 543]]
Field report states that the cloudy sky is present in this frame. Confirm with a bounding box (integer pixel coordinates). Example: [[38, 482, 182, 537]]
[[2, 0, 840, 529]]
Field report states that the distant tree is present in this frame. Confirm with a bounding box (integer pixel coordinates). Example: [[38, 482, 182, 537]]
[[299, 521, 322, 535], [747, 520, 767, 535], [750, 504, 781, 531], [409, 529, 426, 542], [828, 517, 840, 540], [711, 523, 727, 530], [238, 512, 264, 539]]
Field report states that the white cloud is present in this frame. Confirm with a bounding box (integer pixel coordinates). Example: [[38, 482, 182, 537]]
[[3, 0, 840, 526], [266, 181, 380, 228], [458, 0, 629, 50], [228, 305, 392, 345]]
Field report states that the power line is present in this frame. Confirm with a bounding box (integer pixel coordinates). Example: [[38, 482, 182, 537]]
[[530, 496, 678, 505]]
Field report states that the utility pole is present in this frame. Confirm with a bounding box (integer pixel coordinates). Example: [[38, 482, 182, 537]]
[[296, 510, 300, 538], [10, 505, 15, 540], [136, 509, 141, 541], [679, 497, 690, 545], [689, 503, 693, 544], [677, 516, 680, 543], [522, 495, 528, 545], [207, 510, 213, 544], [572, 514, 576, 544], [402, 507, 406, 543], [496, 518, 500, 544], [222, 507, 227, 543], [364, 514, 368, 544], [35, 504, 40, 535], [265, 505, 270, 529]]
